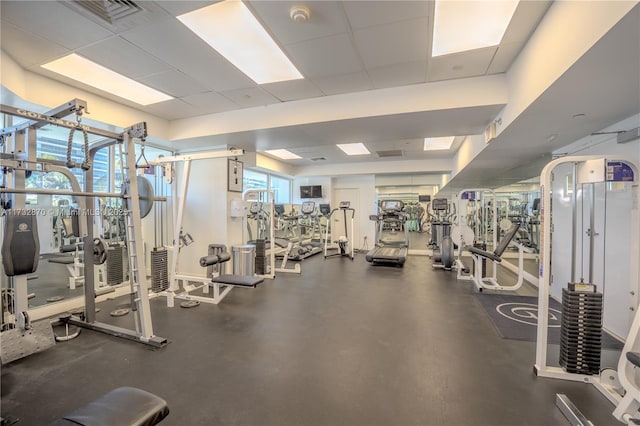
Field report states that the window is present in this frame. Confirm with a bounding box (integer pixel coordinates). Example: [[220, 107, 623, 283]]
[[244, 169, 268, 191], [270, 175, 290, 204], [243, 169, 291, 203]]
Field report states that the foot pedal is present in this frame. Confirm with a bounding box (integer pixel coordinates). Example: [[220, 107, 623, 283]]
[[0, 321, 55, 364]]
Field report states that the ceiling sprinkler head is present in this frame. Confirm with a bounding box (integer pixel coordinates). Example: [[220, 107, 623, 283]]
[[290, 5, 310, 23]]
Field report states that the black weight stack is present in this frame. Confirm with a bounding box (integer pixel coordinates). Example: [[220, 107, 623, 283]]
[[107, 244, 124, 285], [254, 239, 266, 275], [559, 284, 603, 375], [150, 247, 169, 292]]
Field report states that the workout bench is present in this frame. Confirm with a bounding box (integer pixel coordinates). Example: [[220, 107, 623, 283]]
[[48, 243, 84, 289], [52, 386, 169, 426], [170, 244, 264, 306], [464, 223, 532, 292]]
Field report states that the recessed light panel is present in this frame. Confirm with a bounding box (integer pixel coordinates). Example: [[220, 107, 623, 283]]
[[178, 1, 303, 84], [265, 149, 302, 160], [41, 54, 173, 106], [432, 0, 519, 57], [424, 137, 455, 151], [337, 143, 370, 156]]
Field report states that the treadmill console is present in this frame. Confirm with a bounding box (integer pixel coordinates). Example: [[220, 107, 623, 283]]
[[432, 198, 449, 211], [319, 204, 331, 215], [249, 202, 262, 214], [380, 200, 403, 212], [274, 204, 285, 216], [301, 201, 315, 215], [339, 201, 350, 209]]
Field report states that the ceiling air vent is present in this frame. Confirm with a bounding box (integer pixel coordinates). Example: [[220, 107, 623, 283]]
[[376, 150, 403, 158], [71, 0, 143, 24], [310, 157, 326, 161]]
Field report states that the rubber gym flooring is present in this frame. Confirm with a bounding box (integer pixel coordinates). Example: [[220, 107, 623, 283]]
[[1, 254, 619, 425]]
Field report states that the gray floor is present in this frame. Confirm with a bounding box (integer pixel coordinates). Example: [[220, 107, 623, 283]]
[[1, 254, 619, 425]]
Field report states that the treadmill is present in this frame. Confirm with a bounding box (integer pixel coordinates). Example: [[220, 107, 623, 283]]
[[365, 200, 408, 266]]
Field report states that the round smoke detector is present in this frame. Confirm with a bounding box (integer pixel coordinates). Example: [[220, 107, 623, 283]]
[[290, 5, 310, 23]]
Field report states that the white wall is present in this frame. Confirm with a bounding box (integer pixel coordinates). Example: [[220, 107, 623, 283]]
[[174, 158, 229, 276], [332, 175, 376, 251], [292, 176, 332, 205]]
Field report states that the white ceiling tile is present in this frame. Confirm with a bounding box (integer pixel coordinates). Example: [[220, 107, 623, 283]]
[[427, 47, 496, 82], [354, 18, 429, 69], [156, 1, 220, 17], [77, 37, 173, 79], [343, 1, 429, 30], [249, 1, 349, 45], [144, 98, 201, 120], [0, 22, 69, 68], [121, 18, 255, 92], [221, 87, 281, 108], [313, 72, 373, 96], [368, 61, 427, 89], [181, 92, 239, 114], [1, 0, 114, 49], [287, 33, 363, 78], [139, 70, 209, 98], [262, 79, 324, 102]]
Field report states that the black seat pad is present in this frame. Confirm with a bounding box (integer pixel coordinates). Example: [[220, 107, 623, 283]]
[[53, 387, 169, 426], [48, 257, 75, 265], [627, 352, 640, 368], [211, 274, 264, 288], [465, 246, 502, 262]]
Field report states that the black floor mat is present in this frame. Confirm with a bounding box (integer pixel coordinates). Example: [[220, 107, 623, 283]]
[[476, 294, 623, 350]]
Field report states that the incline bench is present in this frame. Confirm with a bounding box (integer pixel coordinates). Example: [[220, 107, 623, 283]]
[[463, 223, 530, 292], [51, 387, 169, 426]]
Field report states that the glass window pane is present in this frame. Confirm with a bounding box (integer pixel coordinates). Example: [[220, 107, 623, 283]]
[[270, 175, 290, 204], [244, 169, 268, 191]]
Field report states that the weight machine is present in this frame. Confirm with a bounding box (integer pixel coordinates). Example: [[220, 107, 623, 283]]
[[0, 100, 167, 362], [452, 188, 533, 291], [142, 148, 247, 307], [324, 201, 355, 260], [531, 156, 640, 424]]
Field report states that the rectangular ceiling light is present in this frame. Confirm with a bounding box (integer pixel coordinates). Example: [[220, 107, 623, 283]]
[[337, 143, 370, 156], [432, 0, 519, 57], [178, 0, 303, 84], [424, 136, 455, 151], [265, 149, 301, 160], [41, 54, 173, 106]]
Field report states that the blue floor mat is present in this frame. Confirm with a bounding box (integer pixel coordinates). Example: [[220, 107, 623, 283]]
[[476, 294, 623, 350]]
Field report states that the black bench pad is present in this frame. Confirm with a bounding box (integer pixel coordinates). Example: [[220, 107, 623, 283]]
[[627, 352, 640, 368], [465, 246, 502, 262], [212, 274, 264, 288], [48, 257, 75, 265], [52, 387, 169, 426]]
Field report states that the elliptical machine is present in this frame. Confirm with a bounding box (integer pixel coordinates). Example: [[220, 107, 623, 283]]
[[428, 198, 456, 271]]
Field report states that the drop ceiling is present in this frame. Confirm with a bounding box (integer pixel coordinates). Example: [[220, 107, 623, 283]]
[[1, 1, 639, 190]]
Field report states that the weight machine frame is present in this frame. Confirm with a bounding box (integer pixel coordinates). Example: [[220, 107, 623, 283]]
[[0, 100, 167, 348], [534, 155, 640, 417]]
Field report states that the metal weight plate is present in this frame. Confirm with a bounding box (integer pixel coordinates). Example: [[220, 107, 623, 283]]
[[122, 176, 154, 219], [450, 224, 475, 247], [137, 175, 154, 219], [180, 300, 200, 308], [110, 308, 130, 317], [93, 238, 108, 265], [499, 218, 513, 231]]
